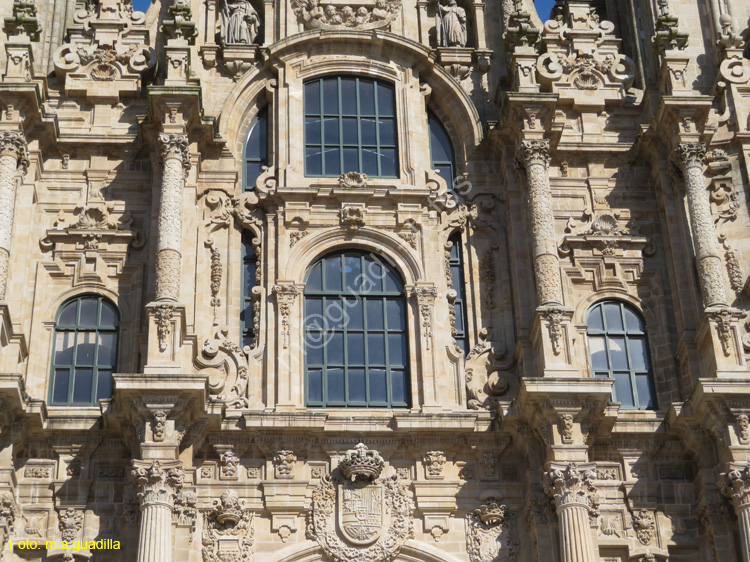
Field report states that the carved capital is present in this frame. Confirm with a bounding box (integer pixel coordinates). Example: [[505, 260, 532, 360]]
[[720, 464, 750, 511], [158, 132, 190, 171], [131, 459, 185, 510], [674, 142, 706, 170], [519, 139, 550, 168], [543, 463, 599, 514], [0, 131, 29, 172]]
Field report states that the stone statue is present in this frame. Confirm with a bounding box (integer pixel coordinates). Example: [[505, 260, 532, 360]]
[[222, 0, 260, 45], [439, 0, 467, 47]]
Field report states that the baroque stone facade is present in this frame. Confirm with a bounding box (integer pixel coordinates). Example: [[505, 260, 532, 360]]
[[0, 0, 749, 561]]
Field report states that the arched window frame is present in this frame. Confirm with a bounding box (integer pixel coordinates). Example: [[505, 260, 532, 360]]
[[303, 76, 399, 179], [49, 295, 119, 406], [586, 300, 657, 410], [243, 106, 269, 191], [428, 110, 456, 191], [303, 250, 410, 408]]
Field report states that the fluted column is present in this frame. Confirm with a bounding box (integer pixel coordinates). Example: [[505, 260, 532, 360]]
[[131, 459, 184, 562], [519, 139, 563, 306], [0, 132, 28, 301], [156, 133, 190, 302], [544, 463, 598, 562], [675, 142, 727, 308], [720, 465, 750, 561]]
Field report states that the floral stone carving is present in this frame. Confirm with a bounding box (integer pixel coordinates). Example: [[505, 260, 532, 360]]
[[202, 490, 254, 562], [291, 0, 401, 31], [465, 503, 519, 562], [308, 468, 414, 562]]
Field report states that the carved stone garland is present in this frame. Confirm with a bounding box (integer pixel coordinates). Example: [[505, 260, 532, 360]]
[[0, 131, 29, 301], [291, 0, 402, 31], [465, 503, 519, 562], [308, 444, 414, 562]]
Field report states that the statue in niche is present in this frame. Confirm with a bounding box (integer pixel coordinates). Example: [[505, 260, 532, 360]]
[[438, 0, 467, 47], [222, 0, 260, 45]]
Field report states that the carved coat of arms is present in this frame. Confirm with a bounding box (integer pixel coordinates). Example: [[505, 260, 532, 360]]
[[465, 503, 518, 562]]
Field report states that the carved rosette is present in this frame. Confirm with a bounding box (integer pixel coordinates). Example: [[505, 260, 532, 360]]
[[543, 463, 599, 514], [131, 459, 185, 510]]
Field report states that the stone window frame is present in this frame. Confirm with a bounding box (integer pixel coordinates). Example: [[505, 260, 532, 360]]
[[585, 300, 657, 411], [48, 294, 120, 407]]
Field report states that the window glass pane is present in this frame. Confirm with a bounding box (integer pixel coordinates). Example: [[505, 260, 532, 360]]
[[341, 78, 357, 115], [386, 300, 405, 330], [100, 302, 118, 327], [306, 333, 324, 364], [79, 299, 98, 326], [613, 373, 634, 408], [305, 81, 321, 114], [342, 118, 358, 145], [347, 333, 365, 364], [306, 298, 323, 320], [362, 149, 378, 176], [348, 369, 366, 402], [328, 333, 344, 365], [359, 81, 375, 115], [324, 117, 340, 144], [361, 118, 377, 146], [306, 147, 322, 176], [343, 148, 359, 173], [98, 333, 117, 366], [624, 307, 644, 333], [380, 148, 397, 177], [629, 337, 649, 371], [326, 299, 344, 329], [388, 333, 406, 366], [366, 300, 384, 330], [306, 263, 323, 291], [245, 119, 266, 158], [345, 298, 363, 330], [587, 305, 604, 331], [305, 118, 321, 144], [604, 303, 624, 331], [344, 255, 362, 291], [367, 333, 386, 365], [636, 374, 656, 410], [429, 116, 452, 162], [73, 368, 93, 403], [379, 119, 396, 146], [308, 370, 323, 402], [453, 304, 464, 334], [324, 147, 341, 176], [324, 256, 343, 291], [53, 369, 70, 403], [377, 84, 395, 117], [55, 332, 76, 364], [588, 337, 608, 370], [323, 79, 338, 114], [246, 163, 263, 188], [76, 331, 97, 365], [58, 301, 77, 326], [364, 257, 384, 290], [327, 368, 345, 402], [369, 369, 387, 402], [96, 370, 113, 401], [437, 165, 454, 190], [391, 370, 406, 403], [609, 337, 628, 370], [384, 269, 400, 293]]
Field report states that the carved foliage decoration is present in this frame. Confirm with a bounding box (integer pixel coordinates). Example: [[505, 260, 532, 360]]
[[465, 328, 510, 411], [198, 326, 256, 409], [131, 459, 185, 509], [465, 503, 519, 562], [0, 492, 16, 546], [543, 463, 600, 517], [58, 508, 83, 542], [631, 509, 656, 545], [308, 469, 414, 562], [202, 490, 254, 562], [291, 0, 401, 31]]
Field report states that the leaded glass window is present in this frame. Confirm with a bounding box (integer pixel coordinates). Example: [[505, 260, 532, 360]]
[[50, 296, 119, 406], [587, 301, 657, 410], [429, 111, 455, 190], [304, 77, 398, 178], [304, 251, 409, 407]]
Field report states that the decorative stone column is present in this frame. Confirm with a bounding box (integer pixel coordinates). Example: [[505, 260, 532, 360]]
[[156, 133, 190, 302], [0, 131, 29, 301], [720, 464, 750, 560], [674, 142, 727, 308], [543, 463, 599, 562], [0, 492, 15, 555], [519, 139, 563, 306], [131, 459, 185, 562]]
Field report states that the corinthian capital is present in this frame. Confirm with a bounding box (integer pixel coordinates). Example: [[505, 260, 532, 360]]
[[720, 464, 750, 511], [519, 139, 551, 168], [674, 142, 706, 169], [0, 131, 29, 172], [543, 462, 599, 513], [131, 459, 185, 509], [158, 132, 190, 168]]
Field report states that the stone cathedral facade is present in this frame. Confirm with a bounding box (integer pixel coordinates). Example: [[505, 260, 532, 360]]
[[0, 0, 749, 560]]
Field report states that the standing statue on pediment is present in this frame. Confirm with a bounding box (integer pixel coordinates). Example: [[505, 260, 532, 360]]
[[438, 0, 467, 47], [222, 0, 260, 44]]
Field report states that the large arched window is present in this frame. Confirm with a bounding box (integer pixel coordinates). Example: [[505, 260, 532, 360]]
[[587, 301, 656, 410], [50, 296, 119, 406], [304, 251, 409, 408], [304, 76, 398, 178], [429, 111, 455, 190]]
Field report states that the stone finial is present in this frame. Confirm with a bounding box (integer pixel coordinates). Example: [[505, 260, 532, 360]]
[[503, 2, 540, 50], [338, 443, 385, 482], [3, 0, 42, 40], [652, 0, 689, 53]]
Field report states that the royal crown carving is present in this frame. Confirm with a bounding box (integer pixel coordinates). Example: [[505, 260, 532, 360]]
[[338, 443, 385, 482]]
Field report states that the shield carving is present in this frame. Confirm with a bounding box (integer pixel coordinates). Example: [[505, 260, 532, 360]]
[[337, 481, 384, 545]]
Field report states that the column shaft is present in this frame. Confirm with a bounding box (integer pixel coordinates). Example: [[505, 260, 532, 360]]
[[137, 504, 173, 562], [0, 132, 27, 302], [738, 505, 750, 562], [558, 504, 597, 562]]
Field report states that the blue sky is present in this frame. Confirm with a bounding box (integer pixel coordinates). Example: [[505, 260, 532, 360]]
[[535, 0, 556, 21], [133, 0, 150, 13]]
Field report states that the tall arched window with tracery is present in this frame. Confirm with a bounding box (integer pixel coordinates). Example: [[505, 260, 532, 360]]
[[50, 295, 119, 406], [587, 301, 656, 410], [241, 108, 268, 349], [304, 251, 410, 408]]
